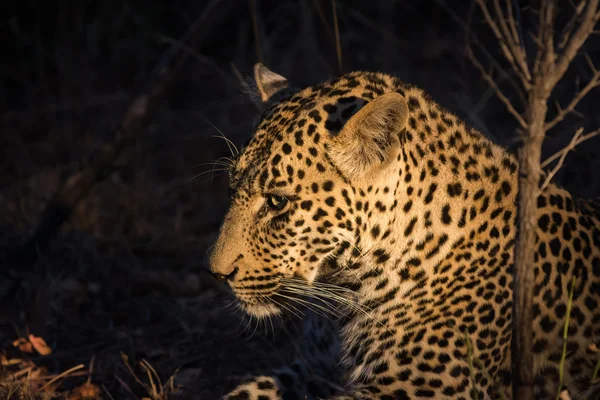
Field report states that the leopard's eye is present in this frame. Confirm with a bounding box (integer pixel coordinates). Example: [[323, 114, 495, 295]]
[[266, 194, 288, 211]]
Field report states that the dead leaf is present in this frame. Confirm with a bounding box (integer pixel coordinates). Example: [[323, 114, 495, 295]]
[[29, 334, 52, 355], [69, 382, 102, 400], [559, 389, 572, 400], [13, 337, 33, 353]]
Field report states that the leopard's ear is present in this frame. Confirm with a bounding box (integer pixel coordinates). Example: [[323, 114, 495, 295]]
[[254, 63, 289, 103], [328, 92, 409, 179]]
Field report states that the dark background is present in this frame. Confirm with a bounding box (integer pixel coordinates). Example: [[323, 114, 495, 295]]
[[1, 1, 599, 398]]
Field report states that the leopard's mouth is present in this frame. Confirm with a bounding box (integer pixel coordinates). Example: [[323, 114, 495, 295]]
[[230, 270, 338, 319], [232, 276, 318, 318], [231, 282, 285, 318], [239, 301, 282, 318]]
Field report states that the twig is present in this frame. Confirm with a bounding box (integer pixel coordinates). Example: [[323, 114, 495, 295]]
[[592, 355, 600, 391], [310, 0, 336, 45], [492, 0, 531, 83], [464, 333, 479, 400], [545, 54, 600, 131], [103, 385, 116, 400], [331, 0, 343, 74], [475, 0, 532, 88], [558, 1, 586, 49], [38, 364, 85, 392], [114, 375, 137, 398], [539, 127, 584, 193], [555, 276, 577, 400], [250, 0, 263, 64], [121, 354, 147, 389], [541, 128, 600, 168], [549, 0, 600, 89], [436, 0, 526, 106], [473, 358, 508, 400], [505, 0, 521, 46], [466, 47, 527, 129], [86, 356, 95, 384]]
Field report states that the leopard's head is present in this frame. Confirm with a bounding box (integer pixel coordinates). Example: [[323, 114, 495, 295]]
[[209, 64, 409, 317]]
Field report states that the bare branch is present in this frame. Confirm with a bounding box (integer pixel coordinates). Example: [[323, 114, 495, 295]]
[[539, 127, 584, 193], [493, 0, 532, 83], [466, 48, 528, 129], [558, 0, 587, 49], [549, 0, 600, 89], [533, 0, 558, 80], [249, 0, 263, 64], [332, 0, 343, 74], [541, 128, 600, 168], [436, 0, 526, 105], [542, 1, 557, 72], [476, 0, 532, 88], [506, 0, 524, 52], [545, 54, 600, 131]]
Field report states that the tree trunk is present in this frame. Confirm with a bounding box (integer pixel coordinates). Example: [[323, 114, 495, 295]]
[[511, 89, 547, 399]]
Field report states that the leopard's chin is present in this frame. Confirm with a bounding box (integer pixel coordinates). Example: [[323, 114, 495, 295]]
[[241, 301, 282, 318]]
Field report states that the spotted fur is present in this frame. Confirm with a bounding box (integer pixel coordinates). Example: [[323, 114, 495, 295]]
[[210, 64, 600, 399]]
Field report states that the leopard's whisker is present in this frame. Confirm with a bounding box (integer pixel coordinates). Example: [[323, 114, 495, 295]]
[[280, 282, 359, 310], [278, 287, 353, 318], [196, 157, 234, 169], [189, 168, 230, 181], [274, 292, 336, 320], [280, 285, 365, 319], [206, 119, 239, 157], [258, 293, 305, 320], [281, 278, 365, 309], [279, 280, 391, 333], [284, 276, 357, 294]]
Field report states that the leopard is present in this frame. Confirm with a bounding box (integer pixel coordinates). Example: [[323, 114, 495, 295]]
[[208, 63, 600, 399]]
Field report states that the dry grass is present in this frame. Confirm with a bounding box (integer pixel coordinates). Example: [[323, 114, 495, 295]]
[[1, 1, 599, 398]]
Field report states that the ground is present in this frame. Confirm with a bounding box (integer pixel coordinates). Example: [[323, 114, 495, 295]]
[[1, 1, 599, 398]]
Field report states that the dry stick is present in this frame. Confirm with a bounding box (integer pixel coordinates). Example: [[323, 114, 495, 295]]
[[7, 0, 232, 270], [464, 333, 479, 400], [331, 0, 343, 75], [505, 0, 522, 49], [545, 54, 600, 131], [558, 1, 587, 49], [475, 0, 532, 88], [549, 0, 600, 90], [581, 375, 600, 400], [250, 0, 263, 64], [555, 276, 577, 400], [466, 47, 527, 129], [473, 358, 508, 400], [492, 0, 531, 83], [38, 364, 85, 392], [310, 0, 336, 46], [539, 128, 584, 194], [593, 356, 600, 384], [541, 128, 600, 168], [436, 0, 526, 106]]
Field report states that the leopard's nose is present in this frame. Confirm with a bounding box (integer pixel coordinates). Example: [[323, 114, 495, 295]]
[[212, 267, 239, 283]]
